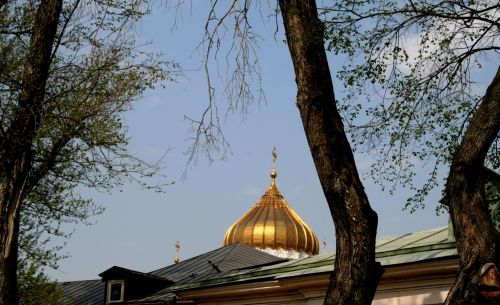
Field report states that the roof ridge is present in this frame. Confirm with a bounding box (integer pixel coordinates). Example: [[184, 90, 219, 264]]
[[58, 279, 101, 284]]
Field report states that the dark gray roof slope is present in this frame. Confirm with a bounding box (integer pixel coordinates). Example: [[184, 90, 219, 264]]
[[58, 243, 285, 305], [149, 243, 286, 284], [58, 279, 104, 305]]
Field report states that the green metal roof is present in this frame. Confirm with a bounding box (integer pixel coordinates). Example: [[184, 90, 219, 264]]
[[170, 225, 457, 292], [375, 226, 450, 251]]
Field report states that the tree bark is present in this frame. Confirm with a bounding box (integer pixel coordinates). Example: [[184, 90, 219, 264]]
[[278, 1, 383, 304], [444, 67, 500, 305], [0, 0, 62, 304]]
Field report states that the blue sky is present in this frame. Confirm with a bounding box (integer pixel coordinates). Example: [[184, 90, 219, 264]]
[[45, 2, 455, 281]]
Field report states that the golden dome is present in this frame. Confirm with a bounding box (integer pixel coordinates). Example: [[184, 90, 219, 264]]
[[223, 150, 319, 258]]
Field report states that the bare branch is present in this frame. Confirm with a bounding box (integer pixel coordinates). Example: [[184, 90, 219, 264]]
[[183, 0, 265, 171]]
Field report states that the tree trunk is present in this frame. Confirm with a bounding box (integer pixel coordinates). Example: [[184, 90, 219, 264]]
[[278, 1, 383, 304], [0, 204, 20, 305], [0, 0, 62, 304], [444, 67, 500, 305]]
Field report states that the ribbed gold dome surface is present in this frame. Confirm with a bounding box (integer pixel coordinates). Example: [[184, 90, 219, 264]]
[[223, 153, 319, 257]]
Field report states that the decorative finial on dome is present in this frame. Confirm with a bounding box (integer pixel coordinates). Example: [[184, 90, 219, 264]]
[[271, 147, 277, 184], [174, 240, 180, 264]]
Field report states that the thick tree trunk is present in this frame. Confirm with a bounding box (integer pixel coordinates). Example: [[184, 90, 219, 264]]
[[0, 0, 62, 304], [278, 1, 383, 304], [444, 67, 500, 305], [0, 207, 20, 305]]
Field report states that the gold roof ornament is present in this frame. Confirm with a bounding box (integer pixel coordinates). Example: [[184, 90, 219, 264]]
[[174, 240, 180, 264], [223, 148, 319, 259]]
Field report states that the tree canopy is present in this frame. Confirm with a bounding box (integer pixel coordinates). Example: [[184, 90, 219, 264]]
[[322, 0, 499, 209], [0, 0, 176, 303], [17, 260, 64, 305]]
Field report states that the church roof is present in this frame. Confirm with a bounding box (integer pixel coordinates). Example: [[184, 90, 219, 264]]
[[58, 226, 456, 304], [171, 226, 456, 292]]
